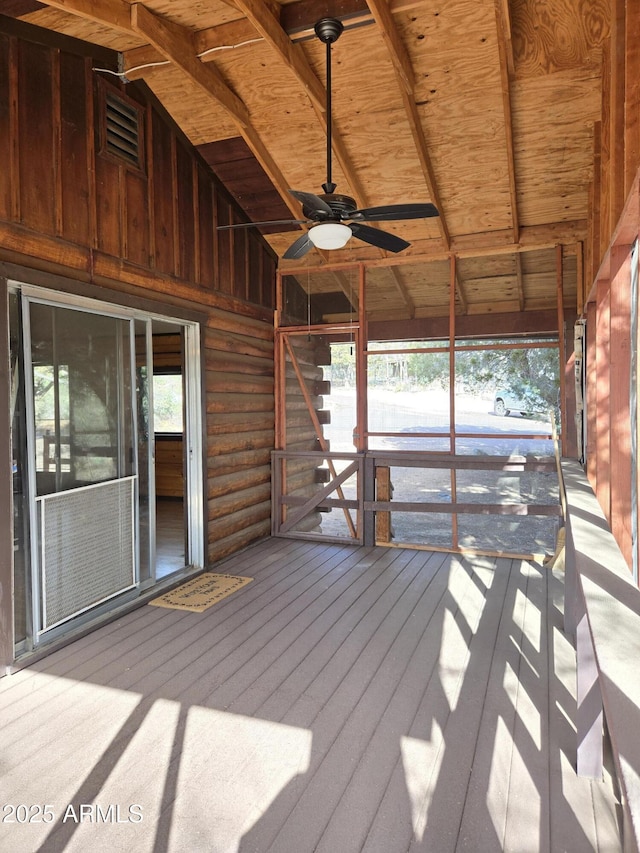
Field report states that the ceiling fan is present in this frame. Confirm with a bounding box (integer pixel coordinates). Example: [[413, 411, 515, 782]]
[[219, 17, 438, 259]]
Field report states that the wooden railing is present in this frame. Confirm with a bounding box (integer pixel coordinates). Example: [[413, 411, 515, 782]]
[[562, 459, 640, 852], [272, 450, 560, 554]]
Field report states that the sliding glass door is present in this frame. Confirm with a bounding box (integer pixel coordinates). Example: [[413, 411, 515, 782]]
[[24, 299, 139, 638], [11, 287, 203, 651]]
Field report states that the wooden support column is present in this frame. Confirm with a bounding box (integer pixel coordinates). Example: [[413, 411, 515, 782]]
[[585, 299, 598, 488], [363, 453, 376, 547], [449, 255, 458, 548], [375, 466, 392, 542], [556, 245, 568, 456], [595, 279, 611, 522], [610, 243, 633, 568], [356, 263, 367, 453]]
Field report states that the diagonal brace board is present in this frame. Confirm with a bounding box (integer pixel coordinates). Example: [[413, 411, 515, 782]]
[[278, 459, 360, 534]]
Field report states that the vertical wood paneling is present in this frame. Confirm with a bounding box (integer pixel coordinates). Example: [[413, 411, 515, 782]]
[[0, 35, 12, 221], [125, 169, 148, 267], [215, 193, 233, 295], [94, 81, 122, 258], [248, 235, 261, 305], [18, 39, 55, 234], [175, 140, 195, 283], [197, 165, 214, 288], [150, 109, 175, 275], [144, 103, 156, 269], [59, 51, 90, 246], [233, 225, 247, 299]]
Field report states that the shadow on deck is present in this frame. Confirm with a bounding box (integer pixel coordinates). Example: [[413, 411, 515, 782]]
[[0, 538, 622, 852]]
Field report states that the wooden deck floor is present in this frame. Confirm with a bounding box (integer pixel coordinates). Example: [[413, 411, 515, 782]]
[[0, 538, 622, 852]]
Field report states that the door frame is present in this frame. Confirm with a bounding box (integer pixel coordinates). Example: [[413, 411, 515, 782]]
[[11, 282, 204, 652]]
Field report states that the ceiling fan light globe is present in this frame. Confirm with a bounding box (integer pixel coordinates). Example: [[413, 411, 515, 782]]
[[308, 222, 351, 250]]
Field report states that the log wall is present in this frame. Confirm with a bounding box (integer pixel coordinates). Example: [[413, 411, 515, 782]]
[[205, 308, 274, 560]]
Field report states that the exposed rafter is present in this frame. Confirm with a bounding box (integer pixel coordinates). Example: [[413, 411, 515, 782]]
[[388, 267, 415, 317], [280, 219, 589, 272], [230, 0, 327, 113], [365, 0, 450, 251], [35, 0, 132, 32], [128, 4, 304, 224], [131, 5, 249, 126], [493, 0, 519, 243]]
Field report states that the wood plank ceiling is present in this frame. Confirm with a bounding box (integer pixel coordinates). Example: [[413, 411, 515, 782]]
[[6, 0, 608, 325]]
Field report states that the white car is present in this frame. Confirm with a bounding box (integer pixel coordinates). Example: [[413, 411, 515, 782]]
[[493, 389, 537, 417]]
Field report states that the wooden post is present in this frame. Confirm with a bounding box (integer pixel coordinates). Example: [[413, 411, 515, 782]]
[[595, 279, 612, 522], [610, 243, 632, 568], [375, 466, 392, 542], [556, 244, 568, 457], [363, 453, 376, 547]]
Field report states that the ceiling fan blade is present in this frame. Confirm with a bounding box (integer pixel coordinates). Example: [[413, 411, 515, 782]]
[[351, 202, 439, 222], [217, 218, 308, 230], [289, 190, 334, 218], [349, 222, 410, 253], [283, 233, 313, 259]]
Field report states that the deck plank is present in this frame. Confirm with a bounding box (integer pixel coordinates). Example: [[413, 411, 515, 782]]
[[0, 539, 622, 853]]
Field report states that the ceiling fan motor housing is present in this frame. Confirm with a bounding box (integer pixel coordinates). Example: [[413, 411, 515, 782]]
[[314, 18, 344, 44], [303, 193, 359, 221]]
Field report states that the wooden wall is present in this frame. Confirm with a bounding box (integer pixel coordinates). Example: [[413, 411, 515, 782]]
[[0, 18, 277, 567], [0, 18, 276, 309], [582, 0, 640, 573]]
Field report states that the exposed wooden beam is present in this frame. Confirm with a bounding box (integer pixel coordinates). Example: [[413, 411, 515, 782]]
[[124, 4, 371, 217], [389, 267, 415, 317], [131, 4, 249, 126], [124, 19, 260, 80], [38, 0, 133, 32], [368, 309, 561, 341], [365, 0, 450, 251], [400, 90, 450, 250], [493, 0, 519, 242], [454, 268, 468, 314], [226, 2, 377, 217], [280, 219, 590, 272], [130, 4, 304, 224], [231, 0, 327, 113], [282, 0, 423, 40], [332, 270, 360, 310], [364, 0, 414, 94]]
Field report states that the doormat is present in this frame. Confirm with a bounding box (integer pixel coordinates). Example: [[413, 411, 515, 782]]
[[149, 572, 253, 612]]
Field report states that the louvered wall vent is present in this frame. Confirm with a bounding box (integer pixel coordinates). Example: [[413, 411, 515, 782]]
[[105, 91, 141, 167]]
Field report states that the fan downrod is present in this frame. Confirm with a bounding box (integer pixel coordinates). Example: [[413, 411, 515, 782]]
[[314, 17, 344, 44]]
